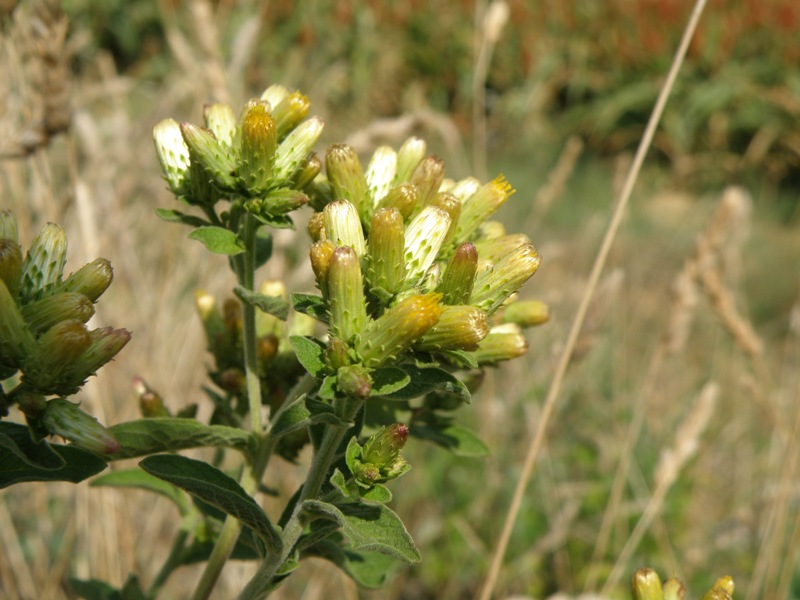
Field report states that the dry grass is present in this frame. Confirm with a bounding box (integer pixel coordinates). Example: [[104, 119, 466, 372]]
[[2, 2, 799, 600]]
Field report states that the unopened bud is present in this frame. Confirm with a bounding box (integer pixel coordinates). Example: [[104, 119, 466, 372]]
[[0, 279, 36, 367], [239, 101, 277, 193], [134, 376, 170, 418], [219, 367, 245, 394], [326, 337, 350, 370], [416, 305, 489, 351], [272, 91, 311, 138], [291, 152, 322, 190], [309, 240, 336, 296], [471, 324, 528, 365], [395, 137, 427, 183], [431, 192, 461, 247], [307, 211, 326, 242], [260, 84, 289, 108], [366, 208, 405, 296], [404, 206, 451, 284], [180, 122, 237, 190], [20, 222, 68, 300], [700, 578, 734, 600], [409, 155, 445, 207], [153, 118, 191, 195], [203, 103, 237, 147], [21, 292, 95, 334], [42, 398, 120, 455], [455, 176, 515, 241], [356, 294, 442, 367], [54, 258, 113, 302], [632, 568, 664, 600], [474, 233, 530, 263], [663, 578, 685, 600], [328, 246, 367, 342], [337, 364, 372, 400], [376, 182, 419, 220], [0, 210, 19, 243], [273, 116, 324, 183], [0, 237, 22, 298], [351, 423, 411, 487], [437, 242, 478, 305], [257, 334, 280, 369], [501, 299, 549, 327], [326, 144, 370, 225], [23, 320, 91, 393], [448, 176, 482, 202], [245, 188, 308, 219], [323, 200, 366, 255], [365, 146, 398, 207], [62, 327, 131, 389], [471, 244, 540, 314], [477, 220, 506, 240]]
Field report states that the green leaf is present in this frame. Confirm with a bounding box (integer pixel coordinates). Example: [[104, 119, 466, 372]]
[[291, 293, 329, 323], [188, 226, 245, 255], [0, 424, 107, 488], [306, 538, 402, 588], [140, 454, 282, 553], [252, 213, 295, 229], [370, 367, 411, 397], [234, 286, 290, 321], [271, 396, 345, 437], [66, 577, 120, 600], [439, 349, 480, 370], [154, 207, 209, 228], [107, 418, 255, 460], [289, 335, 327, 378], [412, 422, 489, 457], [361, 483, 392, 503], [180, 529, 263, 564], [254, 228, 273, 269], [318, 375, 337, 400], [91, 468, 190, 515], [384, 365, 470, 403], [120, 575, 147, 600], [302, 500, 420, 563]]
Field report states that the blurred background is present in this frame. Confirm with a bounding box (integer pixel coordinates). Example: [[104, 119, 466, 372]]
[[1, 0, 799, 598]]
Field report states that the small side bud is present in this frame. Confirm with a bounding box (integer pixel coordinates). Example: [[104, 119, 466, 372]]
[[42, 398, 120, 455], [134, 376, 170, 418], [471, 244, 541, 314], [291, 152, 322, 190], [307, 211, 326, 242], [663, 578, 685, 600], [21, 292, 95, 334], [0, 210, 19, 243], [366, 208, 406, 296], [409, 155, 445, 207], [501, 300, 550, 328], [327, 246, 368, 342], [470, 324, 528, 365], [404, 206, 451, 285], [376, 182, 419, 220], [61, 327, 131, 390], [437, 242, 479, 305], [356, 294, 442, 367], [20, 222, 68, 300], [394, 137, 427, 184], [323, 199, 366, 255], [700, 578, 734, 600], [337, 364, 372, 400], [309, 240, 336, 297], [326, 337, 351, 371], [153, 118, 191, 195], [416, 305, 489, 351], [632, 568, 665, 600], [55, 258, 114, 302], [350, 423, 411, 487]]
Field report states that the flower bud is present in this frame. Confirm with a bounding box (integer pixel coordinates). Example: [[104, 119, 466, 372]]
[[180, 122, 238, 190], [351, 423, 411, 487], [153, 118, 192, 195], [409, 155, 445, 207], [0, 209, 19, 243], [203, 103, 237, 148], [20, 222, 68, 300], [477, 220, 506, 240], [323, 199, 366, 256], [376, 182, 419, 220], [307, 211, 326, 242], [700, 578, 733, 600], [219, 367, 245, 394], [54, 258, 113, 302], [448, 176, 482, 202], [337, 364, 372, 400], [326, 144, 370, 224], [437, 242, 478, 305], [273, 116, 324, 183], [366, 208, 405, 296], [455, 176, 515, 242], [238, 101, 277, 194], [356, 293, 442, 367], [21, 292, 95, 334], [328, 246, 367, 342], [501, 300, 550, 328], [471, 244, 540, 314], [133, 376, 170, 418], [309, 240, 336, 296], [23, 320, 91, 392], [395, 137, 427, 183], [0, 279, 36, 368], [257, 334, 280, 370], [42, 398, 120, 455], [195, 290, 228, 361], [471, 324, 528, 365], [663, 578, 685, 600], [416, 305, 489, 351], [404, 206, 451, 285], [245, 189, 309, 219], [326, 337, 350, 371], [431, 192, 461, 247], [365, 146, 398, 207], [61, 327, 131, 390], [291, 152, 322, 190], [474, 233, 530, 263], [0, 237, 23, 298], [632, 568, 664, 600], [260, 84, 289, 108], [271, 91, 310, 138]]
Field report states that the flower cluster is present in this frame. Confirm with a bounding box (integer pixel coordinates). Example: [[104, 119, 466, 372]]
[[0, 211, 128, 453], [304, 137, 546, 398]]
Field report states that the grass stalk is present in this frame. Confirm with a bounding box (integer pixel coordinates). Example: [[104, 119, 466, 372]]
[[477, 1, 709, 597]]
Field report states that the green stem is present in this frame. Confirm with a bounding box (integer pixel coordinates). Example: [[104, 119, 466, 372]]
[[148, 529, 189, 598], [237, 398, 365, 600], [191, 509, 247, 600], [240, 214, 263, 435]]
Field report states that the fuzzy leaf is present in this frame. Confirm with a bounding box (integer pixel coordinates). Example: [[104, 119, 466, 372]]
[[370, 367, 411, 397], [107, 419, 254, 460], [305, 538, 402, 588], [291, 293, 329, 323], [0, 421, 64, 469], [154, 208, 209, 228], [412, 422, 489, 457], [383, 365, 470, 403], [289, 335, 327, 378], [188, 226, 245, 255], [91, 468, 190, 515], [271, 396, 346, 437], [302, 499, 420, 563], [140, 454, 282, 553], [234, 286, 290, 321]]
